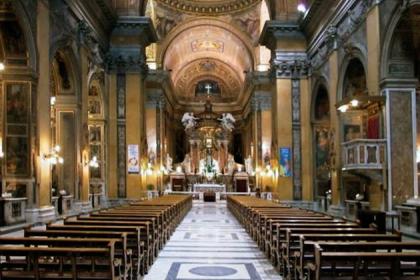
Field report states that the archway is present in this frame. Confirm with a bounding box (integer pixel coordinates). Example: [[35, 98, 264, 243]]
[[0, 3, 34, 205], [311, 82, 331, 205], [50, 49, 79, 203], [87, 78, 106, 207]]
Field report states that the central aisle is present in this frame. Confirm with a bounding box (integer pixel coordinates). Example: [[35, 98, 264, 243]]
[[145, 200, 282, 280]]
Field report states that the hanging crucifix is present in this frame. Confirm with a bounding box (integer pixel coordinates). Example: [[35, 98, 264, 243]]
[[205, 83, 212, 97]]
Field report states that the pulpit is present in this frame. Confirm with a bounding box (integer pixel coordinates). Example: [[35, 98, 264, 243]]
[[234, 172, 249, 192]]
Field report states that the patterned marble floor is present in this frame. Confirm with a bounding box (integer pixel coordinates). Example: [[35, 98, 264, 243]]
[[144, 200, 282, 280]]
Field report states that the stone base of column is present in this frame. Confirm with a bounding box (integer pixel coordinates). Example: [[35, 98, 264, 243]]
[[25, 206, 56, 224], [74, 201, 93, 214], [328, 204, 345, 217]]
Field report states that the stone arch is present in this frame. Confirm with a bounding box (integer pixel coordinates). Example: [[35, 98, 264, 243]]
[[158, 17, 255, 69], [337, 50, 368, 102], [11, 1, 37, 70], [380, 1, 420, 80], [49, 46, 82, 199], [311, 78, 332, 200], [311, 77, 330, 122]]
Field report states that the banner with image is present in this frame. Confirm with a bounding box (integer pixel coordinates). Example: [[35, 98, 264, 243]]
[[127, 144, 139, 174], [279, 147, 292, 177]]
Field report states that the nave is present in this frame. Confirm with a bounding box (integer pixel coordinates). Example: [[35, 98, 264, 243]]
[[145, 200, 281, 280]]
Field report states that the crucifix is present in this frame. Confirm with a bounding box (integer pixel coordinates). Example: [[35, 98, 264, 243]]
[[205, 83, 212, 96]]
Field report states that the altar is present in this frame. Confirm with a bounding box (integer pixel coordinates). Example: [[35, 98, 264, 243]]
[[193, 183, 225, 201], [193, 183, 226, 193]]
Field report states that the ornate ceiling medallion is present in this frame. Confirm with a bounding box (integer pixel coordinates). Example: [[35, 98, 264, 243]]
[[154, 0, 262, 16]]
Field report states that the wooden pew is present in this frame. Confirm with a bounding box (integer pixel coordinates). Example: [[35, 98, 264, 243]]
[[0, 241, 120, 280], [295, 240, 420, 279], [310, 243, 420, 280], [267, 222, 358, 262], [24, 229, 132, 279], [45, 224, 146, 276], [64, 217, 157, 263]]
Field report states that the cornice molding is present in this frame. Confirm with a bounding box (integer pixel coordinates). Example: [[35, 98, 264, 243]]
[[307, 0, 380, 70], [259, 21, 302, 50], [154, 0, 261, 16], [271, 52, 310, 79], [112, 16, 158, 46]]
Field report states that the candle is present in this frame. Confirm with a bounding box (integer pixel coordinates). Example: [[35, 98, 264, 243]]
[[0, 137, 3, 158]]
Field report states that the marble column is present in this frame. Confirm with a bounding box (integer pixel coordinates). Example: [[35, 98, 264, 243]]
[[29, 0, 55, 223], [107, 17, 157, 199], [381, 79, 417, 208], [260, 21, 309, 200], [190, 139, 201, 174]]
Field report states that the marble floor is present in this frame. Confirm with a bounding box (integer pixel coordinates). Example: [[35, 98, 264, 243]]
[[144, 200, 282, 280]]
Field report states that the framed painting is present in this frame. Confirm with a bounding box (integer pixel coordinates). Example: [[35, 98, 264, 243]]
[[279, 147, 292, 177], [5, 83, 30, 177]]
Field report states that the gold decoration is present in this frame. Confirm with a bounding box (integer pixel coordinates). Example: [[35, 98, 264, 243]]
[[154, 0, 261, 16]]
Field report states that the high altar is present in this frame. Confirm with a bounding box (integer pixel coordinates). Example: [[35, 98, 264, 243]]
[[168, 97, 250, 193]]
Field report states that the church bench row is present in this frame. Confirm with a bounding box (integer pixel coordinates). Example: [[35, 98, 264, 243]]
[[299, 240, 419, 280], [227, 195, 420, 279], [0, 239, 120, 280], [44, 224, 146, 276], [0, 195, 192, 280], [310, 245, 420, 280]]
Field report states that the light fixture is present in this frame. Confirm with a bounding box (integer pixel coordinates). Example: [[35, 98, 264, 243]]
[[44, 145, 64, 165], [350, 99, 359, 107], [176, 166, 183, 173], [297, 3, 307, 13], [50, 96, 56, 106], [0, 62, 5, 71], [88, 156, 99, 168], [338, 104, 349, 113]]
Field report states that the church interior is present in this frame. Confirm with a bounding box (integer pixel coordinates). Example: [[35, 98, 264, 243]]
[[1, 0, 420, 279]]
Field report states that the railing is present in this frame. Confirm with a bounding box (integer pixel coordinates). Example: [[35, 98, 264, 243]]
[[341, 139, 386, 170]]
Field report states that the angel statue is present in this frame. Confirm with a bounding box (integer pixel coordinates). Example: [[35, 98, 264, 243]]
[[218, 113, 236, 131], [181, 112, 199, 130]]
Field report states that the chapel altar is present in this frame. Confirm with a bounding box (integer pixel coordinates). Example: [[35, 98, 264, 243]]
[[167, 96, 252, 193]]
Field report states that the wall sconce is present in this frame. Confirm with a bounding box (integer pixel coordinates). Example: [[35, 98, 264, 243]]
[[0, 62, 5, 71], [337, 104, 349, 113], [86, 155, 99, 168], [350, 99, 359, 107], [50, 96, 56, 106], [44, 145, 64, 165]]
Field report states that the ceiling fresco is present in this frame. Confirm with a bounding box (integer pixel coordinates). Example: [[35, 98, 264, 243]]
[[162, 20, 254, 103]]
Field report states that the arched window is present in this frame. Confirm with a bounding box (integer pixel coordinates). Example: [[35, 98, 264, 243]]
[[195, 80, 221, 96]]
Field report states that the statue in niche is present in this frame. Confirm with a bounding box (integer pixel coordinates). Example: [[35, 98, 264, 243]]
[[226, 154, 236, 175], [218, 113, 236, 131], [181, 112, 199, 130], [148, 150, 156, 165], [166, 153, 173, 172], [181, 154, 191, 174], [245, 156, 253, 174]]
